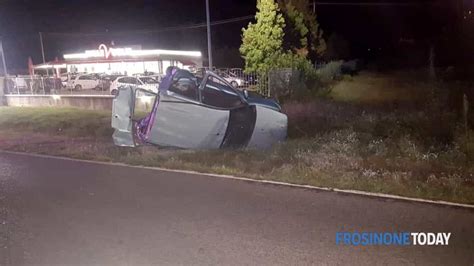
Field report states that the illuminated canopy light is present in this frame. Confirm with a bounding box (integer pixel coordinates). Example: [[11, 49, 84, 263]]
[[64, 46, 202, 60], [35, 64, 67, 69]]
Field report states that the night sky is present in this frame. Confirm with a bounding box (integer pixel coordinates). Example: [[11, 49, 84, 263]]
[[0, 0, 468, 72]]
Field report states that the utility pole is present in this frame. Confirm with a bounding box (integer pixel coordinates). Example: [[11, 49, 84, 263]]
[[39, 32, 49, 75], [0, 38, 8, 76], [205, 0, 213, 69]]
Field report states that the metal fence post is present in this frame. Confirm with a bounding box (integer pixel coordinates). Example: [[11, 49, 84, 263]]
[[41, 76, 45, 94], [267, 72, 270, 97]]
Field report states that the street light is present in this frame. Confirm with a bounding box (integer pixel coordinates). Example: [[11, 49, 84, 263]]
[[0, 38, 8, 76], [205, 0, 213, 69]]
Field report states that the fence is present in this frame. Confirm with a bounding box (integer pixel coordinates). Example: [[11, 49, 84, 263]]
[[1, 68, 279, 98], [195, 67, 269, 96], [1, 75, 114, 96], [3, 76, 60, 95]]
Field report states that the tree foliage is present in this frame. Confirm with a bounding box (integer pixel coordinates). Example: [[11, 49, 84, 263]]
[[278, 0, 326, 60], [240, 0, 326, 85], [324, 33, 350, 60], [240, 0, 285, 73]]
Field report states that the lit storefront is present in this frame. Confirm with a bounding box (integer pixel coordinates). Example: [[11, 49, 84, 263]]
[[33, 44, 203, 76]]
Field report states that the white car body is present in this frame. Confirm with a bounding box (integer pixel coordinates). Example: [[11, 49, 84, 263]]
[[110, 76, 159, 95], [67, 74, 100, 90], [111, 69, 287, 150]]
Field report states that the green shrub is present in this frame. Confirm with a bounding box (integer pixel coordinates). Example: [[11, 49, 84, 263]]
[[316, 60, 343, 83]]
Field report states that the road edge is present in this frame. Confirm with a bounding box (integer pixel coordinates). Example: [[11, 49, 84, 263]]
[[1, 149, 473, 209]]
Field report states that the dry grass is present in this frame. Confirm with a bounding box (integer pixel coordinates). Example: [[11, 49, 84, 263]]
[[0, 103, 473, 204], [329, 71, 432, 105]]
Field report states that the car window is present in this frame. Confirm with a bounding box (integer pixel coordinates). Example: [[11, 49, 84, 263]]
[[108, 76, 120, 82], [118, 77, 137, 84], [169, 76, 199, 101], [130, 77, 141, 85], [139, 77, 159, 84], [201, 75, 244, 109], [78, 75, 92, 80]]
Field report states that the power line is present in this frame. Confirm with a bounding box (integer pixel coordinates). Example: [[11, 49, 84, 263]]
[[44, 15, 254, 37], [35, 1, 434, 37], [314, 1, 430, 6]]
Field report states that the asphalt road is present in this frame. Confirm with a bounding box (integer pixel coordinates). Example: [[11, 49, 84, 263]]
[[0, 152, 473, 266]]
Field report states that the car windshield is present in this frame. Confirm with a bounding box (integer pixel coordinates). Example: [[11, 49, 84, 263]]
[[139, 77, 159, 84]]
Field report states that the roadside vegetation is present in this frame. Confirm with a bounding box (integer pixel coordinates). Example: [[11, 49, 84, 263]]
[[1, 76, 473, 205], [0, 0, 472, 204]]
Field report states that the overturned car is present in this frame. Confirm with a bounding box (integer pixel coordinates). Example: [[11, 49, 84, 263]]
[[111, 68, 287, 149]]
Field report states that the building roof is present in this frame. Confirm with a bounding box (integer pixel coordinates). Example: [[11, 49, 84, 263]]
[[33, 44, 202, 69]]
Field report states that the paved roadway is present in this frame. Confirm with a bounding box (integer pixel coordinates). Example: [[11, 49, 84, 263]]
[[0, 152, 473, 265]]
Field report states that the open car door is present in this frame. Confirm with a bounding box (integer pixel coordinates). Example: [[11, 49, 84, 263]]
[[111, 86, 135, 147], [144, 72, 233, 149]]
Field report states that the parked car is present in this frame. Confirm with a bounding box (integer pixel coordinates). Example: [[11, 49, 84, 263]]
[[67, 74, 100, 90], [228, 68, 259, 85], [218, 72, 247, 88], [111, 68, 287, 149], [60, 73, 69, 88], [109, 76, 159, 95], [95, 74, 121, 91]]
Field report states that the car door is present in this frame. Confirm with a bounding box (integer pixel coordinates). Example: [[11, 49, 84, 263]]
[[200, 74, 257, 148], [146, 72, 231, 149], [79, 75, 95, 89], [111, 86, 135, 146]]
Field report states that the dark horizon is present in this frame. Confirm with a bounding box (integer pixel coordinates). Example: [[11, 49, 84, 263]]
[[0, 0, 469, 73]]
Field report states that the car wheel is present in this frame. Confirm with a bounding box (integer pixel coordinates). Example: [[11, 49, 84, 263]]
[[111, 89, 118, 95], [231, 81, 238, 88], [74, 85, 82, 90]]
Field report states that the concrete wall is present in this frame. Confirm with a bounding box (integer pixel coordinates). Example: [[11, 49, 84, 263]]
[[4, 94, 154, 112], [5, 95, 114, 111]]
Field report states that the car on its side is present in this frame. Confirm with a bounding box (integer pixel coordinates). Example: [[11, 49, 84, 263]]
[[109, 76, 159, 95], [111, 68, 287, 149], [67, 74, 100, 90]]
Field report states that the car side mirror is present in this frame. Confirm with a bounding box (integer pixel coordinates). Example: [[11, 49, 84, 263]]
[[243, 89, 249, 99]]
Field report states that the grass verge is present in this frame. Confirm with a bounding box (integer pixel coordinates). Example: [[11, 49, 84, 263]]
[[0, 106, 473, 204]]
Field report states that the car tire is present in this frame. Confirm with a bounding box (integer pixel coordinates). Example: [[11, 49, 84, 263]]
[[74, 85, 82, 90], [231, 81, 238, 88], [111, 89, 118, 95]]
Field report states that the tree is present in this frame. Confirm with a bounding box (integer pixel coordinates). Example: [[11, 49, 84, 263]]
[[324, 33, 350, 61], [278, 0, 326, 60], [240, 0, 285, 73]]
